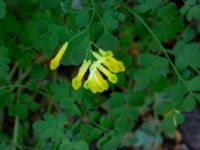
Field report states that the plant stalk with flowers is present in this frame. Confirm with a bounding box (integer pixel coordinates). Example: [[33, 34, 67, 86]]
[[50, 43, 125, 93]]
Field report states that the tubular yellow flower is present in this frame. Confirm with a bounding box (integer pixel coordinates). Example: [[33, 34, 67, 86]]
[[72, 60, 91, 90], [92, 52, 119, 73], [84, 67, 109, 93], [50, 42, 68, 70], [106, 56, 125, 72], [93, 49, 125, 73], [97, 65, 118, 83]]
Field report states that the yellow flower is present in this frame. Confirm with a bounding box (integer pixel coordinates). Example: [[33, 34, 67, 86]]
[[72, 60, 91, 90], [71, 48, 125, 93], [97, 65, 118, 83], [92, 49, 125, 73], [84, 63, 109, 93], [50, 42, 68, 70]]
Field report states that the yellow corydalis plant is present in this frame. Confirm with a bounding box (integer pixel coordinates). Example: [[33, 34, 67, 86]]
[[72, 49, 125, 93], [50, 42, 68, 70]]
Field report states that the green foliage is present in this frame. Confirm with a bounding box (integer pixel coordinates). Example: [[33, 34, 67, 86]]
[[33, 113, 66, 141], [0, 0, 200, 149], [0, 0, 6, 19]]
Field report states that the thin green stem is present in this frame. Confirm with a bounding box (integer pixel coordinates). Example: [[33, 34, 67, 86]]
[[90, 0, 107, 32], [86, 0, 96, 31], [191, 67, 200, 75], [66, 120, 81, 137], [12, 116, 19, 150], [164, 49, 200, 75], [68, 31, 83, 43], [0, 83, 27, 91], [10, 68, 31, 92], [9, 63, 18, 81], [90, 120, 117, 136], [91, 41, 101, 49], [124, 5, 198, 100], [12, 67, 30, 150]]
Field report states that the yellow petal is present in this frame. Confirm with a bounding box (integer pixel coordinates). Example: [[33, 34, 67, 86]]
[[50, 42, 68, 70], [95, 70, 109, 91], [92, 51, 102, 60], [102, 59, 119, 73], [72, 78, 81, 90], [98, 65, 118, 83], [72, 60, 90, 90], [97, 49, 125, 72], [84, 67, 108, 93], [83, 63, 96, 89], [99, 49, 113, 57], [107, 56, 125, 72]]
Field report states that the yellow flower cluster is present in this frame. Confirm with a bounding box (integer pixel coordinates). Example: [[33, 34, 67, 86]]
[[72, 49, 125, 93], [50, 42, 125, 93]]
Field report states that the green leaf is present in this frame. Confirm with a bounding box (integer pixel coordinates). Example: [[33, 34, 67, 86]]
[[117, 12, 126, 22], [30, 65, 48, 80], [0, 89, 12, 108], [89, 22, 104, 39], [153, 16, 184, 41], [49, 81, 70, 100], [102, 135, 120, 150], [0, 0, 6, 19], [100, 116, 114, 129], [134, 4, 151, 13], [122, 106, 139, 121], [134, 53, 169, 87], [0, 143, 12, 150], [102, 10, 119, 31], [59, 97, 81, 116], [71, 36, 89, 65], [97, 134, 112, 150], [160, 112, 184, 137], [59, 139, 73, 150], [74, 140, 88, 150], [0, 46, 9, 83], [157, 3, 178, 20], [101, 0, 118, 8], [187, 4, 200, 21], [115, 73, 126, 87], [150, 78, 171, 92], [115, 114, 132, 133], [60, 1, 73, 14], [40, 0, 62, 10], [175, 43, 200, 70], [75, 124, 101, 143], [30, 101, 41, 111], [107, 92, 125, 109], [76, 10, 89, 29], [9, 104, 28, 119], [62, 35, 89, 65], [135, 0, 162, 13], [49, 31, 60, 49], [155, 101, 174, 115], [165, 82, 186, 105], [97, 32, 119, 50], [177, 94, 196, 112], [187, 76, 200, 91], [33, 113, 66, 141], [128, 91, 146, 106]]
